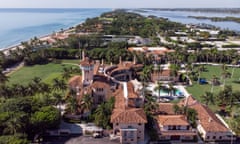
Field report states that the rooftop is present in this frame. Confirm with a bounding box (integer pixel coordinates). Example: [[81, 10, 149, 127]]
[[158, 115, 189, 126], [80, 57, 94, 67], [111, 108, 147, 124], [180, 96, 230, 133], [191, 103, 229, 132], [158, 103, 175, 115]]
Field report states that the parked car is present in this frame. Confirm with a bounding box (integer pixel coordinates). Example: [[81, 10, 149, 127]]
[[92, 132, 101, 138]]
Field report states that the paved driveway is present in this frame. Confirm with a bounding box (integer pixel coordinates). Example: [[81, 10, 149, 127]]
[[44, 136, 119, 144], [65, 136, 119, 144]]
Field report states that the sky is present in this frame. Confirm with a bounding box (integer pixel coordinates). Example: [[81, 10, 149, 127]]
[[0, 0, 239, 8]]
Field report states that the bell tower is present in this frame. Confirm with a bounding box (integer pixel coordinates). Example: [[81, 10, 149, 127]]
[[79, 51, 94, 86]]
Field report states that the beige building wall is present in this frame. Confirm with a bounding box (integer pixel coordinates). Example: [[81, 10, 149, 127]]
[[92, 88, 108, 104], [113, 123, 145, 144], [197, 124, 233, 141], [81, 65, 94, 85]]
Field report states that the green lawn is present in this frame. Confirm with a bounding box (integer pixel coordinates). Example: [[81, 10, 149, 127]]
[[186, 65, 240, 112], [8, 62, 79, 85], [98, 17, 114, 21], [61, 59, 80, 65], [186, 65, 240, 101]]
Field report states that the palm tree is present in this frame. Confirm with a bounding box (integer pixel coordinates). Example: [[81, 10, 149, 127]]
[[201, 91, 214, 106], [52, 78, 67, 96], [186, 108, 198, 128], [53, 92, 62, 107], [197, 65, 205, 84], [62, 67, 71, 80], [173, 104, 181, 114], [156, 64, 163, 81], [144, 89, 158, 116], [221, 69, 231, 87], [218, 85, 233, 108], [169, 64, 179, 81], [0, 85, 11, 99], [168, 83, 177, 97], [66, 96, 78, 114], [80, 94, 93, 113], [94, 103, 108, 127], [6, 113, 24, 135], [231, 58, 239, 78], [154, 82, 164, 102], [211, 75, 219, 92]]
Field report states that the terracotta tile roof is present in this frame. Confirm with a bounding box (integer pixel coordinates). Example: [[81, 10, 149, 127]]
[[179, 96, 230, 132], [128, 47, 175, 55], [68, 75, 82, 88], [178, 95, 198, 107], [92, 75, 111, 89], [110, 64, 132, 74], [158, 115, 189, 126], [93, 61, 100, 75], [127, 82, 138, 99], [190, 103, 229, 132], [80, 57, 94, 67], [160, 131, 197, 136], [113, 88, 126, 109], [91, 80, 109, 89], [111, 108, 147, 124], [158, 103, 175, 115]]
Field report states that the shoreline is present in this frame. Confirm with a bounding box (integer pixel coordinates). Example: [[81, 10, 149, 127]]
[[0, 26, 75, 55], [0, 10, 106, 55]]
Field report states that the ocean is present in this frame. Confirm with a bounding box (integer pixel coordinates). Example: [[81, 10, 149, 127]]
[[131, 9, 240, 32], [0, 8, 239, 50], [0, 8, 111, 50]]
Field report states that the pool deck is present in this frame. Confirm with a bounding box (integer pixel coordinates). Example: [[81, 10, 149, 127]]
[[146, 83, 190, 98]]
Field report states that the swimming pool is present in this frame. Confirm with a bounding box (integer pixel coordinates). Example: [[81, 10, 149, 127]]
[[146, 83, 184, 97]]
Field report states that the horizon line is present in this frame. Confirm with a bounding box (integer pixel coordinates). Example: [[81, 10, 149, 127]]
[[0, 7, 240, 9]]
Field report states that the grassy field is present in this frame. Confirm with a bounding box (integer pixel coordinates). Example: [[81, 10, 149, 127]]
[[61, 59, 80, 64], [8, 60, 79, 85], [186, 65, 240, 101]]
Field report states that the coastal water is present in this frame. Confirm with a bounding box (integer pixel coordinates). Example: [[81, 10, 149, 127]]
[[131, 9, 240, 32], [0, 8, 240, 50], [0, 8, 110, 50]]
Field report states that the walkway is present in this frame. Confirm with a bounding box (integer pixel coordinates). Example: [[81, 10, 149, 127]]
[[193, 62, 240, 67]]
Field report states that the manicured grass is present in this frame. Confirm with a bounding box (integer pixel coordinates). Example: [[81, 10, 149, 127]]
[[8, 63, 79, 85], [61, 59, 80, 65], [186, 65, 240, 101], [99, 17, 114, 21]]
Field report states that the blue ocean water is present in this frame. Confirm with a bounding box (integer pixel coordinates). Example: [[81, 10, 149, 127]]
[[0, 8, 239, 50], [0, 8, 111, 49], [131, 9, 240, 32]]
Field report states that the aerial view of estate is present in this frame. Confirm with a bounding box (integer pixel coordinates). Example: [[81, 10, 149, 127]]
[[0, 0, 240, 144]]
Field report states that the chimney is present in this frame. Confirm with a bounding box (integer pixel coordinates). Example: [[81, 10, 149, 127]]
[[82, 50, 85, 61], [208, 117, 212, 123], [119, 56, 122, 65], [101, 58, 104, 65], [133, 55, 136, 64], [184, 96, 189, 107]]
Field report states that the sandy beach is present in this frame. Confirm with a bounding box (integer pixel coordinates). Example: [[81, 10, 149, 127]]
[[0, 29, 72, 55]]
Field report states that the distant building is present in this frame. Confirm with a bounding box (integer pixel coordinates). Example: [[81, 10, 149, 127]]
[[128, 47, 174, 64], [151, 69, 176, 82]]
